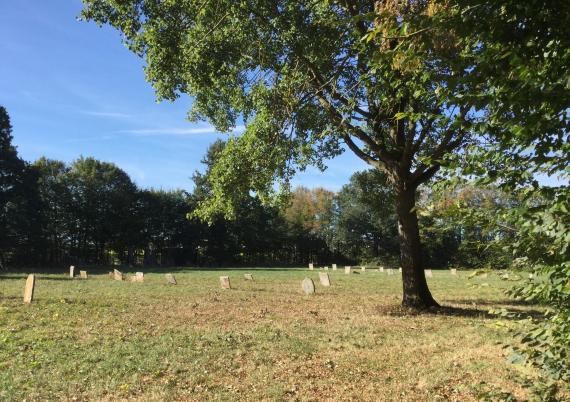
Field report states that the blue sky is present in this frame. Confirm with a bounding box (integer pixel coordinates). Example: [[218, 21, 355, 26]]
[[0, 0, 367, 191]]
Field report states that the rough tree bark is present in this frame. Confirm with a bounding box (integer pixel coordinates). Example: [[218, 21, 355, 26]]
[[395, 182, 439, 308]]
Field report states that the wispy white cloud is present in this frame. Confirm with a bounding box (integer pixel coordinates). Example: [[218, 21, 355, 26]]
[[81, 110, 133, 119], [118, 125, 245, 136]]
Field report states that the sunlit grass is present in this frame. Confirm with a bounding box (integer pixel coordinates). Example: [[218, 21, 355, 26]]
[[0, 268, 539, 401]]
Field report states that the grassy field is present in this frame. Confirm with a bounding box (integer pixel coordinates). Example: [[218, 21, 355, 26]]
[[0, 268, 541, 401]]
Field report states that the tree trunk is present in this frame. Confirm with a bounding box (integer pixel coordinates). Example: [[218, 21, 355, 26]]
[[395, 184, 439, 309]]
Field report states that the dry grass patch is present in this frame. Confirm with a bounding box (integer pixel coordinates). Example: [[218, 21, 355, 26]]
[[0, 268, 541, 400]]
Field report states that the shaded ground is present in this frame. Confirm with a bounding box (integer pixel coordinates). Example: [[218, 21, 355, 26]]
[[0, 268, 544, 401]]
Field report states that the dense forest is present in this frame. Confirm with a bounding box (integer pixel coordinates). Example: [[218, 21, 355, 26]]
[[1, 106, 514, 270]]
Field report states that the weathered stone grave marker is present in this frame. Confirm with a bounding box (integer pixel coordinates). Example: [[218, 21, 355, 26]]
[[113, 269, 123, 281], [69, 265, 75, 278], [131, 272, 144, 282], [308, 263, 314, 270], [425, 269, 433, 278], [220, 276, 231, 289], [79, 270, 88, 279], [398, 267, 402, 273], [379, 266, 384, 273], [324, 266, 329, 271], [332, 264, 337, 270], [23, 274, 35, 304], [319, 272, 331, 287], [450, 268, 457, 276], [361, 266, 366, 272], [244, 273, 254, 281], [344, 266, 351, 274], [301, 278, 315, 294], [165, 273, 177, 285]]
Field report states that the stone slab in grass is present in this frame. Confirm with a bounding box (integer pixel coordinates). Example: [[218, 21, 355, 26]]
[[425, 269, 433, 278], [113, 269, 123, 281], [379, 266, 384, 272], [361, 266, 366, 272], [244, 273, 254, 281], [165, 273, 177, 285], [69, 265, 75, 278], [131, 272, 144, 282], [319, 272, 331, 287], [220, 276, 231, 289], [332, 264, 337, 270], [344, 266, 351, 274], [450, 268, 457, 276], [324, 266, 329, 271], [79, 270, 88, 279], [301, 277, 315, 294], [308, 263, 314, 270], [23, 274, 35, 304]]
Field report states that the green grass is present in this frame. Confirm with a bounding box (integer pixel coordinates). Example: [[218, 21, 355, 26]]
[[0, 268, 541, 401]]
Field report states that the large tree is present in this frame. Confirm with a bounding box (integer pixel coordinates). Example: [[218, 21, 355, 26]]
[[81, 1, 477, 307]]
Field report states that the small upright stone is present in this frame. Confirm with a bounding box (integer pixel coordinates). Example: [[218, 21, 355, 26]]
[[332, 264, 337, 270], [361, 266, 366, 272], [165, 273, 177, 285], [220, 276, 231, 289], [244, 273, 254, 281], [319, 272, 331, 287], [79, 270, 88, 279], [308, 263, 314, 270], [379, 266, 384, 273], [301, 278, 315, 295], [324, 266, 329, 271], [113, 269, 123, 281], [131, 272, 144, 282], [344, 266, 351, 274], [450, 268, 457, 276], [69, 265, 75, 278], [399, 267, 402, 273], [425, 269, 433, 278], [23, 274, 35, 304]]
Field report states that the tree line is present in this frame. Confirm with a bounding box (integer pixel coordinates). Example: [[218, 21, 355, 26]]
[[1, 106, 513, 270]]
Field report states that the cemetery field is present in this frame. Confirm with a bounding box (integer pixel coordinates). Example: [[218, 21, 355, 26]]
[[0, 268, 541, 401]]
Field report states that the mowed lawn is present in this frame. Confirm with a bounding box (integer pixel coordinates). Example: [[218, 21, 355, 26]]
[[0, 268, 538, 401]]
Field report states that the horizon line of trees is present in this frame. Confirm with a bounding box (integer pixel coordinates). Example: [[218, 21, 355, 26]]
[[1, 106, 514, 270]]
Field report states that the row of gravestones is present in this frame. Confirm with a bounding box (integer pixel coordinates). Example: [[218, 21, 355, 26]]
[[20, 265, 463, 304], [308, 263, 465, 278]]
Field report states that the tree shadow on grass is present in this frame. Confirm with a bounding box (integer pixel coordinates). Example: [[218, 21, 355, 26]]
[[378, 304, 546, 321]]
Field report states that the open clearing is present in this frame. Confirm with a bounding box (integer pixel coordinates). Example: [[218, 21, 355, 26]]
[[0, 269, 537, 401]]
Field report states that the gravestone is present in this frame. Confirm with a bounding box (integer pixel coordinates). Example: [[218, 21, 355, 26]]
[[319, 272, 331, 287], [69, 265, 75, 278], [387, 268, 394, 275], [481, 273, 488, 279], [79, 270, 88, 279], [344, 266, 351, 274], [301, 278, 315, 295], [113, 269, 123, 281], [450, 268, 457, 276], [332, 264, 337, 270], [324, 266, 329, 271], [165, 273, 177, 285], [131, 272, 144, 282], [399, 267, 402, 273], [379, 266, 384, 273], [308, 263, 314, 270], [244, 273, 254, 281], [220, 276, 231, 289], [425, 269, 433, 278], [23, 274, 35, 304], [361, 266, 366, 272]]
